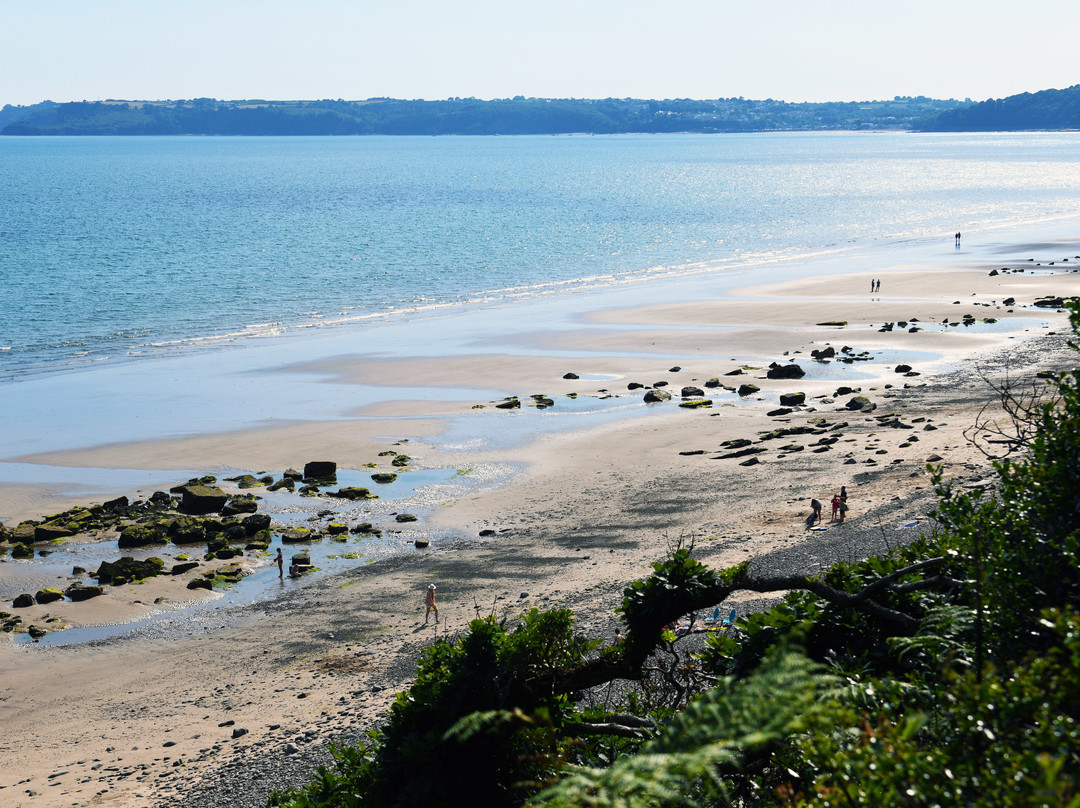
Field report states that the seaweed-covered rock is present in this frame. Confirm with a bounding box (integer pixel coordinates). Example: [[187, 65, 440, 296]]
[[35, 523, 73, 541], [679, 398, 713, 409], [737, 384, 760, 397], [65, 583, 103, 601], [779, 392, 806, 407], [222, 496, 258, 516], [96, 556, 165, 585], [371, 473, 398, 484], [170, 561, 201, 575], [102, 495, 130, 514], [267, 477, 296, 492], [13, 522, 37, 542], [35, 588, 64, 605], [329, 487, 378, 501], [117, 524, 167, 549], [282, 528, 314, 543], [327, 523, 349, 535], [495, 398, 521, 410], [11, 543, 34, 559], [168, 519, 208, 544], [187, 578, 213, 591], [176, 484, 229, 515], [391, 455, 412, 467], [845, 395, 876, 412]]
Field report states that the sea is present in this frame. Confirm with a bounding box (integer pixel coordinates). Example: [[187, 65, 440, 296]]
[[4, 131, 1080, 382]]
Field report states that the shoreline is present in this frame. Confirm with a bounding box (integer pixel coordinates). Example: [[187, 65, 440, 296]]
[[2, 228, 1080, 807]]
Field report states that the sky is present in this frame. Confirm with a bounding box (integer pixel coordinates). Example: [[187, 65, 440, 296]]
[[1, 0, 1077, 107]]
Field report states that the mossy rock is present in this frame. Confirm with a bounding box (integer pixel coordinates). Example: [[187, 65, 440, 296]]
[[391, 455, 412, 467], [282, 528, 314, 543], [329, 486, 378, 501], [678, 399, 713, 409], [171, 561, 201, 575], [327, 523, 348, 535], [267, 478, 296, 492], [303, 460, 338, 481], [779, 392, 806, 407], [222, 496, 259, 516], [737, 384, 760, 397], [187, 578, 213, 591], [35, 523, 73, 542], [11, 543, 34, 559], [241, 513, 271, 535], [96, 556, 165, 585], [395, 513, 419, 523], [118, 524, 167, 549], [371, 473, 398, 484], [13, 523, 37, 542], [35, 588, 64, 605], [350, 523, 382, 537], [495, 398, 521, 410], [176, 484, 229, 515]]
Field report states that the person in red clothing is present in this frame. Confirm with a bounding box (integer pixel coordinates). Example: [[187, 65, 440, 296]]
[[425, 584, 439, 624]]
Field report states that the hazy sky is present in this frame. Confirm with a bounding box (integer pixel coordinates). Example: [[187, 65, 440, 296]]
[[2, 1, 1076, 106]]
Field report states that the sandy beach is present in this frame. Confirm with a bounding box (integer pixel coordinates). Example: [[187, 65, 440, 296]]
[[2, 230, 1080, 807]]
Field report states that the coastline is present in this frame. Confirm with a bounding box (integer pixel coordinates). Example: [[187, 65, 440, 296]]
[[2, 225, 1080, 806]]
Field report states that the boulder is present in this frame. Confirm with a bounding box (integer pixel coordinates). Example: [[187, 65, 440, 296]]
[[371, 473, 398, 484], [222, 496, 258, 516], [65, 583, 103, 601], [414, 538, 431, 549], [96, 556, 165, 585], [283, 468, 304, 481], [779, 392, 806, 407], [176, 484, 229, 515], [680, 386, 704, 398], [303, 460, 338, 481], [737, 384, 760, 397], [327, 523, 348, 535], [13, 522, 37, 542], [11, 543, 35, 559], [35, 588, 64, 605], [170, 561, 201, 575], [329, 487, 378, 500], [241, 513, 272, 535], [267, 478, 296, 492], [894, 364, 913, 373], [282, 528, 314, 543], [562, 372, 579, 379], [102, 495, 130, 514], [811, 346, 836, 359], [27, 625, 47, 639], [845, 395, 876, 412], [117, 524, 167, 549], [169, 521, 207, 544], [187, 578, 213, 591], [395, 513, 418, 523], [643, 389, 672, 403], [12, 593, 35, 608], [149, 490, 174, 508], [766, 363, 805, 380], [35, 523, 73, 542], [704, 378, 721, 388]]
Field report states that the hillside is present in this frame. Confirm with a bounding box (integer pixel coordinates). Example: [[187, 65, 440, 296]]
[[0, 96, 961, 136], [922, 83, 1080, 131]]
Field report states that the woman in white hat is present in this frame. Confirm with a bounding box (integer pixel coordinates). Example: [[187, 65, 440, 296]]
[[425, 584, 439, 624]]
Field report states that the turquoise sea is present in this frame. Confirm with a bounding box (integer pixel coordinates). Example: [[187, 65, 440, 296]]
[[4, 131, 1080, 380]]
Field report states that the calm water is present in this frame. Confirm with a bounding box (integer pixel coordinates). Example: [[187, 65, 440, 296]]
[[3, 131, 1080, 379]]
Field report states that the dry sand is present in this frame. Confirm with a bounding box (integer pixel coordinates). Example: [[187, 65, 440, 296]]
[[2, 257, 1079, 807]]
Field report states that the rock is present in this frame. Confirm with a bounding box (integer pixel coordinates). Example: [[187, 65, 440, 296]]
[[283, 467, 304, 480], [562, 372, 579, 379], [176, 484, 229, 515], [35, 523, 73, 541], [282, 528, 313, 543], [894, 364, 912, 373], [12, 593, 35, 608], [845, 395, 876, 412], [680, 386, 704, 397], [669, 366, 682, 372], [811, 346, 836, 359], [65, 583, 103, 601], [328, 487, 378, 500], [238, 513, 270, 535], [35, 588, 64, 605], [267, 477, 296, 492], [739, 457, 760, 466], [737, 384, 760, 397], [221, 496, 258, 516], [13, 522, 37, 542], [370, 473, 398, 484], [117, 524, 167, 548], [926, 453, 944, 462], [766, 363, 805, 379], [96, 556, 165, 586], [835, 386, 854, 396], [327, 523, 348, 535], [414, 538, 430, 549], [724, 368, 744, 376], [704, 378, 721, 388], [495, 398, 521, 409], [627, 382, 644, 390], [231, 726, 249, 739], [169, 520, 208, 544], [102, 495, 130, 513], [720, 438, 753, 449], [291, 553, 311, 566], [304, 461, 338, 481], [678, 399, 712, 409], [391, 455, 411, 467], [72, 565, 86, 575], [767, 408, 793, 417], [395, 513, 418, 523], [643, 389, 672, 403], [27, 625, 47, 639], [779, 392, 806, 407], [170, 561, 201, 575], [11, 543, 34, 559]]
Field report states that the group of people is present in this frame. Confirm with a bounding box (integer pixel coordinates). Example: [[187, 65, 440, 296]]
[[870, 278, 881, 293], [809, 485, 849, 526]]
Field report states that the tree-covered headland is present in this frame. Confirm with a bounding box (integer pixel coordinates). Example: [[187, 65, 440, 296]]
[[269, 305, 1080, 808]]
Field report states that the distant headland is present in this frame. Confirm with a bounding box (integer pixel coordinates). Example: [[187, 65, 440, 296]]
[[2, 85, 1078, 135]]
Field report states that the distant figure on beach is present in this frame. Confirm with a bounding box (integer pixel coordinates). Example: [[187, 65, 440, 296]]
[[425, 584, 439, 624], [810, 498, 823, 525], [274, 548, 284, 579], [871, 278, 876, 293], [875, 278, 881, 292], [955, 231, 962, 247], [831, 494, 841, 521]]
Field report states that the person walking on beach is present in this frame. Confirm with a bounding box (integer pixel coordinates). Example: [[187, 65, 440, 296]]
[[274, 548, 284, 579], [425, 584, 439, 624], [870, 278, 876, 294]]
